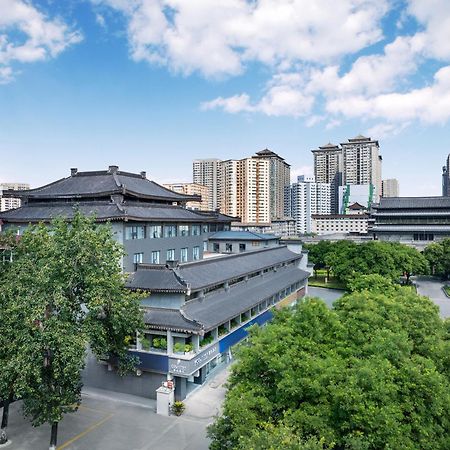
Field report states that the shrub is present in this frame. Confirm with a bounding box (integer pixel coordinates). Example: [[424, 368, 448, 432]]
[[172, 401, 185, 416]]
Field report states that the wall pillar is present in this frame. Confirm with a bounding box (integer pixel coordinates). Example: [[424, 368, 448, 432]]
[[192, 334, 200, 352], [167, 330, 173, 354], [174, 376, 187, 401]]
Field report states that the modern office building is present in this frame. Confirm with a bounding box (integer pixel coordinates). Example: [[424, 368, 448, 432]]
[[286, 175, 331, 234], [231, 218, 296, 237], [382, 179, 399, 198], [218, 159, 239, 217], [370, 196, 450, 249], [311, 143, 342, 213], [0, 182, 30, 212], [163, 182, 210, 211], [0, 166, 234, 272], [339, 183, 377, 214], [341, 135, 382, 203], [253, 149, 290, 220], [192, 159, 221, 210], [82, 245, 310, 400], [442, 155, 450, 196]]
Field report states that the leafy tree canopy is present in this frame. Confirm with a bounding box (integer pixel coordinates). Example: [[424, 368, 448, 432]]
[[423, 238, 450, 279], [0, 212, 144, 436], [208, 287, 450, 450]]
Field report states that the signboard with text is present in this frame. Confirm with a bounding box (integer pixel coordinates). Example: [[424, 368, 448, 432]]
[[168, 343, 219, 377]]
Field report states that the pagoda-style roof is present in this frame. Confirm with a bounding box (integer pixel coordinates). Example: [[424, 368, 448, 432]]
[[7, 166, 199, 203], [312, 142, 340, 152], [254, 148, 285, 160], [348, 202, 366, 210], [342, 135, 379, 146], [374, 197, 450, 210], [0, 200, 211, 224]]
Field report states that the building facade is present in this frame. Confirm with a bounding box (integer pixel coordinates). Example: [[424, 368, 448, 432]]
[[253, 149, 290, 220], [163, 182, 210, 211], [192, 159, 221, 210], [341, 135, 382, 203], [207, 230, 280, 254], [85, 246, 309, 401], [382, 179, 399, 198], [0, 166, 234, 272], [311, 143, 342, 213], [0, 182, 30, 212], [370, 196, 450, 249], [312, 203, 369, 235], [286, 175, 331, 234]]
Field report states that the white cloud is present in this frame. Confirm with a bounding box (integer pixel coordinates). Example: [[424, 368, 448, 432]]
[[94, 0, 388, 77], [0, 0, 82, 83], [366, 122, 410, 139]]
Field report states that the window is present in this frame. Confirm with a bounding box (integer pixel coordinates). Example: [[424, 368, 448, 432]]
[[193, 246, 200, 260], [213, 243, 220, 252], [167, 248, 175, 260], [202, 224, 209, 233], [192, 225, 201, 236], [252, 241, 261, 247], [179, 225, 190, 236], [125, 226, 145, 240], [164, 224, 177, 238], [239, 243, 246, 252], [151, 251, 160, 264], [226, 243, 232, 252], [203, 241, 208, 252], [180, 247, 188, 262], [149, 224, 162, 238], [133, 252, 143, 264]]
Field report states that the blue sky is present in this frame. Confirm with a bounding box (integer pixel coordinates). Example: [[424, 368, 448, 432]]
[[1, 0, 450, 196]]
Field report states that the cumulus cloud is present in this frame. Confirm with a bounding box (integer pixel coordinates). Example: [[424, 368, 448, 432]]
[[0, 0, 82, 83], [94, 0, 388, 77], [93, 0, 450, 131]]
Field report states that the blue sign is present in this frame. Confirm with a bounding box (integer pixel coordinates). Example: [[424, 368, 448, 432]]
[[219, 309, 273, 353], [129, 350, 168, 373]]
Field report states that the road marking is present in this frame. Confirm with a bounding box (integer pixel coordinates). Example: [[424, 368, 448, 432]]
[[57, 413, 114, 450]]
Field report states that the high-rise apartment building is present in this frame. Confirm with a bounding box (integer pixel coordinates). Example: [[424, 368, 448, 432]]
[[192, 159, 221, 210], [237, 157, 271, 223], [442, 154, 450, 196], [163, 182, 210, 210], [253, 149, 290, 219], [219, 159, 239, 217], [0, 182, 30, 212], [382, 179, 399, 198], [311, 143, 342, 213], [341, 135, 382, 203], [286, 175, 331, 234]]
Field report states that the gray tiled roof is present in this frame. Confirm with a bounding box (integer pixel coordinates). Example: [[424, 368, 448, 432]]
[[182, 266, 309, 330], [143, 308, 201, 332], [131, 246, 303, 292], [209, 231, 279, 241], [376, 197, 450, 209], [0, 201, 210, 223], [372, 225, 450, 232], [11, 169, 197, 202], [128, 268, 187, 292]]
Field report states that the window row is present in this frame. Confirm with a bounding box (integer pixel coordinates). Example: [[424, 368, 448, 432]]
[[133, 246, 201, 264], [125, 224, 202, 240]]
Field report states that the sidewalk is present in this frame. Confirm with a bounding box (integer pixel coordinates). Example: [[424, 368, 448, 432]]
[[183, 363, 231, 420]]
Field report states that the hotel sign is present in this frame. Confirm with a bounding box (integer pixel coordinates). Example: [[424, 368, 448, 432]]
[[168, 343, 219, 377]]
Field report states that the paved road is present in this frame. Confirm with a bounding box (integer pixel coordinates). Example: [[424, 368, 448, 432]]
[[414, 276, 450, 318], [1, 364, 231, 450], [307, 286, 345, 308]]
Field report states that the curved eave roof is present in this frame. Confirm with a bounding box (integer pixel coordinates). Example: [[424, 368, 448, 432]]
[[0, 202, 209, 224], [10, 171, 198, 203]]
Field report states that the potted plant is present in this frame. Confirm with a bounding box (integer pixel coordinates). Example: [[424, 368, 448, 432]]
[[173, 342, 185, 353], [140, 336, 151, 351], [152, 337, 160, 349], [159, 338, 167, 350], [171, 401, 185, 416], [184, 343, 193, 353]]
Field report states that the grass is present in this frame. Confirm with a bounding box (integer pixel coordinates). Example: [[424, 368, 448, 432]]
[[309, 270, 346, 290]]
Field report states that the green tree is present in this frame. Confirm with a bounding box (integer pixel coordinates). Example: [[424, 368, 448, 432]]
[[0, 213, 144, 449], [209, 291, 450, 449], [424, 239, 450, 279]]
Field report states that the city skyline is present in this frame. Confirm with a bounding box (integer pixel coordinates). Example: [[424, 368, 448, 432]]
[[1, 1, 450, 196]]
